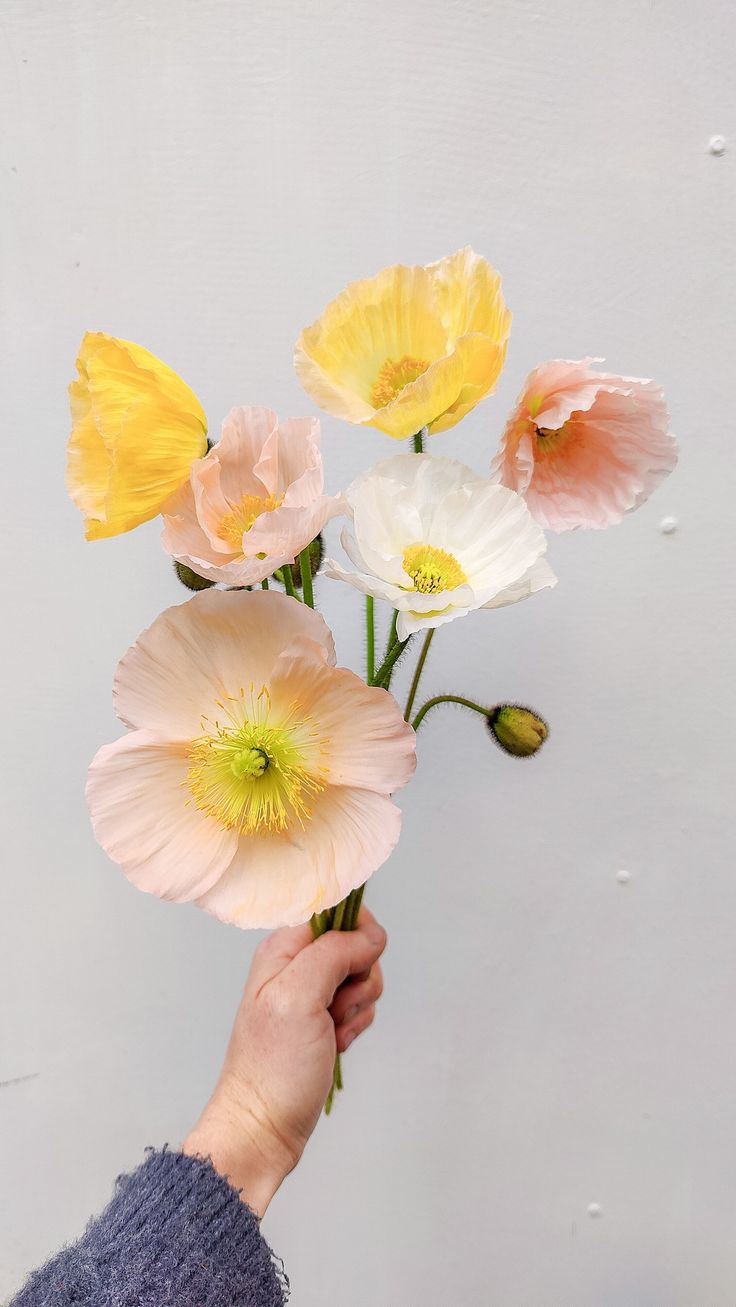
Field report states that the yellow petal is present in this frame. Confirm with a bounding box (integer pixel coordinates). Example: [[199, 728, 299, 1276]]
[[426, 246, 511, 345], [370, 351, 467, 439], [429, 333, 509, 435], [67, 333, 208, 539], [295, 264, 446, 425]]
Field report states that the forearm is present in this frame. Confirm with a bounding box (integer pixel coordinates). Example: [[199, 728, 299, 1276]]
[[9, 1149, 287, 1307]]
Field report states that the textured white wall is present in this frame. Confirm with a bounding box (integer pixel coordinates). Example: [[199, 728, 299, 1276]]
[[1, 1, 734, 1302]]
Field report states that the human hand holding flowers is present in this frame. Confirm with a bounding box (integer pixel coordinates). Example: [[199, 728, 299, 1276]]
[[184, 909, 387, 1216], [67, 246, 678, 1113]]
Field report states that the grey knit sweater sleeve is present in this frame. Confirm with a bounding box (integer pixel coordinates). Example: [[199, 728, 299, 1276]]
[[9, 1149, 288, 1306]]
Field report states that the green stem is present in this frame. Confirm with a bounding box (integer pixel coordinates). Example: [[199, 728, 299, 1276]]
[[404, 628, 435, 721], [300, 548, 315, 608], [412, 426, 427, 453], [365, 596, 375, 683], [332, 898, 347, 931], [412, 694, 489, 732], [372, 636, 410, 687], [261, 577, 270, 590], [345, 883, 365, 930], [282, 563, 297, 599]]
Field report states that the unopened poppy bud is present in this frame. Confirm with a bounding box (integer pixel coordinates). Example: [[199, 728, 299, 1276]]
[[487, 705, 548, 757], [174, 561, 216, 592]]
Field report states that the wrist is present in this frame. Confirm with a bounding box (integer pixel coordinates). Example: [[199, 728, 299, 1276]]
[[182, 1087, 294, 1218]]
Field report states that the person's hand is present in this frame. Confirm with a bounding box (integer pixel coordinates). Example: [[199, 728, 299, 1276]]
[[183, 908, 387, 1216]]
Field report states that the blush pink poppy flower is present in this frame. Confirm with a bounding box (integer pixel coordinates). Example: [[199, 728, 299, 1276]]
[[161, 406, 344, 585], [87, 590, 416, 929], [491, 359, 678, 531]]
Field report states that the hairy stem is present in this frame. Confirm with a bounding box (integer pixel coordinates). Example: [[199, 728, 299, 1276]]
[[300, 547, 315, 608], [404, 628, 435, 721], [412, 693, 489, 732], [282, 563, 298, 599], [365, 596, 375, 683]]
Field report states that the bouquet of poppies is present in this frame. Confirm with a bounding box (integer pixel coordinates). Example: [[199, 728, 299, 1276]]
[[68, 248, 677, 1110]]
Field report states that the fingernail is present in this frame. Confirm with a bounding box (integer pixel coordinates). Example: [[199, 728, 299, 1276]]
[[344, 1030, 356, 1049], [345, 1004, 360, 1023]]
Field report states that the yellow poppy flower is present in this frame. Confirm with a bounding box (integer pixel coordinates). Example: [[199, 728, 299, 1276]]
[[67, 332, 208, 539], [294, 247, 511, 440]]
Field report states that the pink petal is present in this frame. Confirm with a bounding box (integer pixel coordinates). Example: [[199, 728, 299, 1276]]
[[114, 589, 336, 739], [245, 494, 343, 561], [217, 407, 280, 500], [87, 731, 237, 901], [196, 785, 403, 929], [268, 655, 416, 792], [493, 360, 677, 531], [274, 416, 323, 497]]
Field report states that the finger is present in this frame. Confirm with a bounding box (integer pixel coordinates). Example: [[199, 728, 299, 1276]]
[[336, 1004, 375, 1053], [248, 923, 316, 989], [330, 963, 383, 1025], [286, 918, 387, 1009], [349, 906, 385, 981]]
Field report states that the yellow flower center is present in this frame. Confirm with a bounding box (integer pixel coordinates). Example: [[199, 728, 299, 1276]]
[[371, 355, 430, 409], [402, 543, 467, 594], [219, 492, 284, 549], [187, 690, 324, 834]]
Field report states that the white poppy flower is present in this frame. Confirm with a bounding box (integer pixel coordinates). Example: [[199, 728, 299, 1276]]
[[325, 454, 556, 640]]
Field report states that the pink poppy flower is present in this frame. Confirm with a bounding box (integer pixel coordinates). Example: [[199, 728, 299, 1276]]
[[87, 590, 416, 929], [491, 359, 678, 531], [161, 406, 344, 585]]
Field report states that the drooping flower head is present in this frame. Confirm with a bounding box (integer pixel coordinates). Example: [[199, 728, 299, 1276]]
[[87, 590, 415, 929], [325, 455, 556, 640], [161, 407, 344, 587], [67, 332, 208, 539], [295, 247, 511, 439], [491, 359, 678, 531]]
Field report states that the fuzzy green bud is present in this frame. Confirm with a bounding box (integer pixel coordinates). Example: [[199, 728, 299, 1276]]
[[274, 534, 324, 588], [174, 561, 216, 592], [487, 705, 548, 757]]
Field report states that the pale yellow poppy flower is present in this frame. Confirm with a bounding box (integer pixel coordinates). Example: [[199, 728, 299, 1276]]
[[67, 332, 208, 539], [294, 247, 511, 439]]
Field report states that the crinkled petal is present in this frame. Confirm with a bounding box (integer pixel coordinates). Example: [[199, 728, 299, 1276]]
[[480, 557, 557, 609], [492, 360, 677, 531], [196, 786, 403, 929], [87, 731, 237, 901], [114, 590, 336, 738], [268, 655, 416, 792], [295, 263, 447, 427]]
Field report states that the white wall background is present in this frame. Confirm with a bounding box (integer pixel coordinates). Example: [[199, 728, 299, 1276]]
[[1, 1, 734, 1302]]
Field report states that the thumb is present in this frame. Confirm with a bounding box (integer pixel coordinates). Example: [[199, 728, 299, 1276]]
[[286, 918, 387, 1009]]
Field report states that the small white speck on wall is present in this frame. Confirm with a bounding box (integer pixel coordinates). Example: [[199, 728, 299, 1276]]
[[587, 1202, 603, 1218], [659, 516, 678, 534], [616, 869, 631, 885], [708, 134, 727, 155]]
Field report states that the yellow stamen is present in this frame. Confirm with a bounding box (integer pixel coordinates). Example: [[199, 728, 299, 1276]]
[[219, 491, 284, 549], [371, 355, 430, 409], [187, 688, 325, 833], [402, 543, 467, 594]]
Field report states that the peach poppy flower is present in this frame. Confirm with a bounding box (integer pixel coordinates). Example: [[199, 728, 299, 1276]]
[[161, 407, 344, 586], [87, 590, 416, 929], [491, 359, 678, 531]]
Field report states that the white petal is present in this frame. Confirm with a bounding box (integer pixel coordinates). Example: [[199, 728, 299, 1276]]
[[481, 557, 557, 609]]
